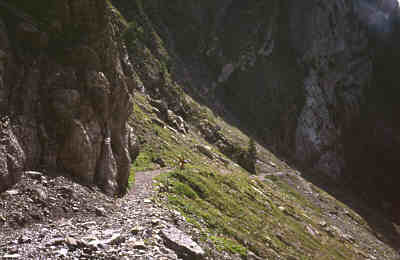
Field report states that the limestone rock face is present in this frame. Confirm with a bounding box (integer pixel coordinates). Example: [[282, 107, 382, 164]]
[[109, 0, 399, 191], [0, 0, 137, 195], [289, 0, 371, 177], [129, 0, 385, 178]]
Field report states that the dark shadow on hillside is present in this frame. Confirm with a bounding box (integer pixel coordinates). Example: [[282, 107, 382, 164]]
[[298, 167, 400, 251], [169, 50, 400, 258], [168, 53, 400, 254], [191, 84, 400, 254], [111, 0, 400, 254]]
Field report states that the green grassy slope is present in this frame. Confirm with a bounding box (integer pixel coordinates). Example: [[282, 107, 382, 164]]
[[113, 1, 399, 258], [127, 89, 397, 259]]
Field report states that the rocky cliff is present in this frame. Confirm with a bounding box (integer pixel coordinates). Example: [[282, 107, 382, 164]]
[[0, 0, 138, 195], [134, 0, 371, 176]]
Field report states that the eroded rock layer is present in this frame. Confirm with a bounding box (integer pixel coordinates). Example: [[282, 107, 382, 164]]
[[0, 0, 137, 195]]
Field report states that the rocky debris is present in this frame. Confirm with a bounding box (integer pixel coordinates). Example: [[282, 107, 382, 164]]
[[305, 224, 320, 238], [161, 226, 205, 260], [196, 120, 257, 172], [95, 207, 107, 217], [131, 239, 147, 249], [217, 155, 230, 165], [152, 117, 166, 128], [2, 253, 20, 259], [24, 171, 43, 180], [29, 185, 48, 201], [268, 172, 400, 260], [0, 169, 212, 260], [64, 236, 79, 248], [148, 98, 169, 117], [0, 163, 398, 260], [147, 97, 188, 135], [167, 110, 188, 134], [152, 157, 166, 167], [0, 171, 113, 230], [198, 120, 222, 144], [4, 189, 19, 196], [196, 145, 214, 159], [131, 225, 144, 235]]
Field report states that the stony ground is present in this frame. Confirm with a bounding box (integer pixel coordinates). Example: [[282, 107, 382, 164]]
[[255, 170, 400, 260], [1, 168, 399, 260], [0, 170, 214, 260]]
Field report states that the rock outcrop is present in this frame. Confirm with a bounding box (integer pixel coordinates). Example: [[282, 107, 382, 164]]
[[116, 0, 368, 177], [0, 0, 138, 195], [0, 116, 25, 193]]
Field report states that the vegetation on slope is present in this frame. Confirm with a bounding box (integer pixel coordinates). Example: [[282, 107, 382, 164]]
[[110, 1, 400, 259], [155, 167, 378, 259], [126, 91, 396, 259]]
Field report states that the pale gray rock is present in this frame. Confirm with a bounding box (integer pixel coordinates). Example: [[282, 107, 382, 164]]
[[196, 145, 214, 160], [161, 226, 205, 260]]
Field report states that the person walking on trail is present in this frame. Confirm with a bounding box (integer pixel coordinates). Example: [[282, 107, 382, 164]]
[[178, 155, 186, 170]]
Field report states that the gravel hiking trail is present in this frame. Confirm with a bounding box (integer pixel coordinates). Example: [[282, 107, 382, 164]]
[[0, 168, 205, 260], [131, 168, 172, 198]]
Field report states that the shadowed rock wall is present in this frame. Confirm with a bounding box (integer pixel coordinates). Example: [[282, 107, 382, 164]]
[[0, 0, 138, 195], [113, 0, 400, 208], [131, 0, 371, 177]]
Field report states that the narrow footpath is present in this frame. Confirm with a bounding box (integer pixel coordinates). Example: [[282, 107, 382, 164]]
[[0, 169, 207, 260]]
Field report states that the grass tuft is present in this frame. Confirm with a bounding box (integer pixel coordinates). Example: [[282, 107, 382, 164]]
[[127, 167, 136, 189]]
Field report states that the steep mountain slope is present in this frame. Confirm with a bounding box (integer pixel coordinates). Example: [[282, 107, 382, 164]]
[[113, 0, 400, 258], [113, 0, 400, 218], [126, 76, 400, 259], [103, 0, 400, 258]]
